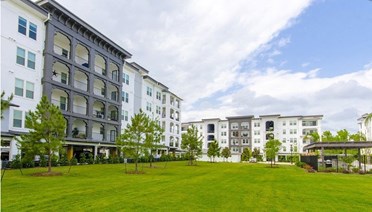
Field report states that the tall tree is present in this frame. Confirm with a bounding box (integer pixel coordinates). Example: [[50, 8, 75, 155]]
[[221, 147, 231, 162], [1, 91, 13, 119], [241, 148, 252, 162], [19, 96, 66, 173], [335, 129, 350, 141], [116, 110, 161, 173], [207, 140, 220, 162], [349, 132, 366, 141], [181, 125, 202, 165], [264, 139, 281, 168], [306, 132, 320, 142], [252, 148, 260, 160]]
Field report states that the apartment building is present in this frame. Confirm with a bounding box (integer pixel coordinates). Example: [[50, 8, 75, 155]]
[[358, 113, 372, 141], [182, 114, 322, 162], [1, 0, 182, 161], [1, 0, 47, 161]]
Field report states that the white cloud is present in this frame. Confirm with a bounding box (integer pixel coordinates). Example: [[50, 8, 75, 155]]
[[56, 0, 312, 107]]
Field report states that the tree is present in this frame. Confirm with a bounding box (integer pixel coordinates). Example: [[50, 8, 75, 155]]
[[143, 118, 164, 168], [252, 148, 260, 160], [350, 132, 366, 141], [19, 96, 66, 173], [241, 148, 252, 162], [221, 147, 231, 162], [335, 129, 350, 141], [116, 110, 162, 173], [322, 131, 334, 142], [305, 132, 320, 142], [365, 113, 372, 125], [1, 91, 13, 119], [181, 125, 202, 165], [207, 140, 220, 162], [264, 139, 281, 168]]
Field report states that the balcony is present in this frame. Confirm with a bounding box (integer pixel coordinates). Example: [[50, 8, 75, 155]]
[[72, 119, 87, 139], [93, 100, 105, 119], [74, 70, 88, 92], [51, 88, 68, 111], [108, 105, 119, 121], [109, 62, 119, 82], [95, 54, 106, 76], [92, 122, 104, 141], [75, 44, 89, 68], [107, 84, 119, 102], [73, 95, 87, 115], [52, 62, 70, 85], [93, 78, 106, 98], [54, 32, 70, 59]]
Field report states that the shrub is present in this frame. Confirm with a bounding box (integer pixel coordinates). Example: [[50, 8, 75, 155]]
[[21, 157, 35, 168], [40, 156, 47, 167], [87, 153, 94, 164], [10, 155, 22, 169], [295, 161, 305, 168], [79, 153, 86, 164], [70, 157, 78, 165], [59, 155, 69, 166], [352, 167, 359, 173]]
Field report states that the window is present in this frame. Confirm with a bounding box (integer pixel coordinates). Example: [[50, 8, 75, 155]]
[[254, 138, 260, 143], [290, 120, 297, 126], [254, 122, 260, 127], [232, 131, 239, 137], [123, 73, 129, 85], [13, 110, 23, 128], [29, 22, 37, 40], [61, 72, 68, 84], [15, 78, 24, 96], [156, 106, 161, 115], [62, 49, 69, 58], [60, 96, 67, 110], [241, 122, 249, 129], [147, 87, 152, 96], [254, 130, 260, 135], [156, 91, 161, 100], [16, 47, 26, 65], [283, 146, 287, 152], [25, 81, 34, 99], [282, 138, 286, 143], [221, 131, 226, 136], [283, 129, 286, 134], [282, 121, 286, 126], [290, 129, 297, 134], [146, 102, 152, 112], [221, 124, 227, 129], [122, 91, 129, 103], [231, 123, 239, 129], [241, 131, 249, 137], [27, 52, 36, 69], [18, 17, 27, 35], [242, 139, 249, 144]]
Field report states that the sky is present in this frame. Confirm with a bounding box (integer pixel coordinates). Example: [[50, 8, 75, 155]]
[[54, 0, 372, 133]]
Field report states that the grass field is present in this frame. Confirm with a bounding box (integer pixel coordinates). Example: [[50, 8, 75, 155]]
[[1, 161, 372, 211]]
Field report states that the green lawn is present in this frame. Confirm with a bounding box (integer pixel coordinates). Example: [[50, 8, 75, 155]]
[[2, 162, 372, 211]]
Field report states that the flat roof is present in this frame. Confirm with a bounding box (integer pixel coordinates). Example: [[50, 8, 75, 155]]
[[226, 115, 254, 120], [303, 142, 372, 151]]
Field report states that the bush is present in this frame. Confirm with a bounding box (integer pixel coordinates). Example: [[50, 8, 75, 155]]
[[295, 161, 305, 168], [70, 157, 78, 165], [10, 155, 22, 169], [40, 156, 47, 167], [59, 155, 69, 166], [51, 155, 59, 167], [352, 167, 360, 173], [79, 153, 86, 164], [87, 153, 94, 164], [22, 157, 35, 168]]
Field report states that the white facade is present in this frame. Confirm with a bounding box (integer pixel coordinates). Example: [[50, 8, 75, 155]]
[[1, 0, 47, 160], [183, 114, 322, 162], [358, 113, 372, 141]]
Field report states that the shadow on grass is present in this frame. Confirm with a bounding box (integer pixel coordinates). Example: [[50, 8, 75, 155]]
[[30, 172, 63, 177]]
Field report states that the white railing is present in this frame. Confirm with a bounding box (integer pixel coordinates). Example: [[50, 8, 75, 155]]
[[54, 44, 70, 59], [74, 80, 88, 91], [92, 132, 103, 141], [93, 87, 105, 97], [75, 55, 89, 67], [73, 104, 87, 115], [95, 65, 106, 75]]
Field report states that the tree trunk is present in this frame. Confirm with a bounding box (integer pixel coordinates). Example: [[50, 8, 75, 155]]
[[135, 158, 138, 173], [271, 158, 273, 168], [48, 151, 52, 173]]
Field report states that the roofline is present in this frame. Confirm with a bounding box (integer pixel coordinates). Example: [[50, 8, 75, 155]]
[[19, 0, 48, 16], [130, 62, 149, 74], [143, 75, 169, 90], [226, 115, 254, 120], [162, 90, 183, 101], [36, 0, 132, 58], [201, 118, 221, 121]]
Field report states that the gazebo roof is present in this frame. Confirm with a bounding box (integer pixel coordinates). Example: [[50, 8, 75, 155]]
[[303, 142, 372, 151]]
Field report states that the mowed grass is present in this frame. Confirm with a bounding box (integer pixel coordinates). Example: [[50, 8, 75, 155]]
[[2, 162, 372, 211]]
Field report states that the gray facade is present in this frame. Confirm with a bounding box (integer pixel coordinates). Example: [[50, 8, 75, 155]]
[[227, 116, 254, 153], [38, 0, 131, 147]]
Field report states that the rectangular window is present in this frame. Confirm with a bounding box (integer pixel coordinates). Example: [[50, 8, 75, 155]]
[[283, 121, 286, 126], [156, 91, 161, 100], [147, 87, 152, 96], [15, 78, 24, 97], [122, 91, 129, 103], [18, 17, 27, 35], [25, 81, 34, 99], [60, 96, 66, 110], [123, 73, 129, 85], [254, 122, 260, 127], [283, 129, 286, 134], [124, 111, 128, 121], [121, 110, 125, 121], [13, 110, 22, 128], [27, 52, 36, 69], [61, 72, 68, 84], [29, 22, 37, 40], [146, 102, 152, 112], [16, 47, 26, 65], [62, 49, 69, 58]]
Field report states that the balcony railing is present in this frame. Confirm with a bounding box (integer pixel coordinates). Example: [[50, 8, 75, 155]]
[[73, 104, 87, 115], [75, 55, 89, 68], [92, 132, 104, 141], [54, 44, 69, 59], [95, 65, 106, 76], [51, 99, 67, 111], [74, 80, 88, 91]]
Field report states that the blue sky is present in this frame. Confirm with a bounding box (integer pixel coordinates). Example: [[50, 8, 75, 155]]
[[247, 0, 372, 77], [57, 0, 372, 132]]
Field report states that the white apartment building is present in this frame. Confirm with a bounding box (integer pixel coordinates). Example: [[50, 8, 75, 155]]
[[1, 0, 182, 161], [182, 114, 322, 162], [1, 0, 47, 161], [358, 113, 372, 141]]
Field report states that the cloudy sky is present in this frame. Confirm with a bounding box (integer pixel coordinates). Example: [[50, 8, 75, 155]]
[[55, 0, 372, 133]]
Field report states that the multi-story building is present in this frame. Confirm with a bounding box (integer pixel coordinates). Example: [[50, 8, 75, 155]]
[[1, 0, 47, 161], [1, 0, 182, 161], [358, 113, 372, 141], [182, 114, 322, 162]]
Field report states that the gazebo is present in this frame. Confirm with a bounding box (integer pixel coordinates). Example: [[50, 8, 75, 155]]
[[303, 141, 372, 170]]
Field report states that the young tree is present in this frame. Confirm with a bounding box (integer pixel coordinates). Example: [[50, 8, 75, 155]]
[[143, 118, 164, 168], [221, 147, 231, 162], [241, 148, 252, 162], [1, 91, 13, 119], [252, 148, 261, 160], [116, 110, 162, 173], [306, 132, 320, 142], [19, 96, 66, 173], [264, 139, 281, 168], [181, 125, 202, 166], [335, 129, 350, 141], [207, 140, 220, 162], [350, 132, 366, 141]]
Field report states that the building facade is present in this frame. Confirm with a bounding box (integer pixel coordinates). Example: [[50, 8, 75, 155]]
[[182, 114, 323, 162], [1, 0, 182, 161], [358, 113, 372, 141]]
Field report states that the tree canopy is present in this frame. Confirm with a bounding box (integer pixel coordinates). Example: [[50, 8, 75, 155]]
[[1, 91, 13, 119], [241, 148, 252, 162], [264, 139, 281, 168], [116, 110, 163, 173], [181, 125, 202, 165], [221, 147, 231, 162], [207, 140, 220, 162], [19, 96, 66, 173]]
